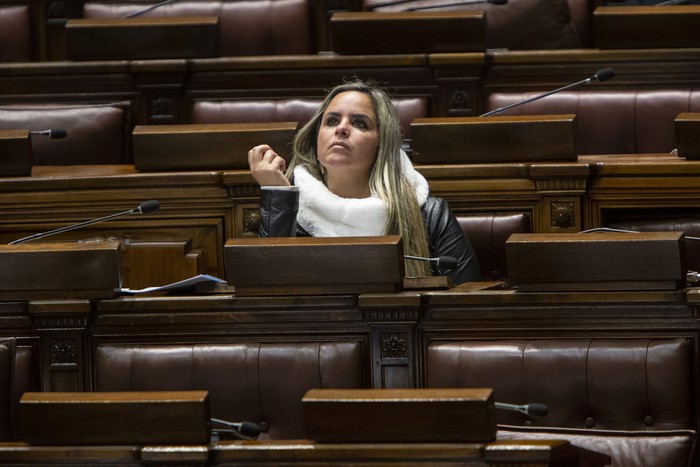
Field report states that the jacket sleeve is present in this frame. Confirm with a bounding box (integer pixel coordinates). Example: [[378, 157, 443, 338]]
[[258, 187, 299, 238], [423, 197, 482, 284]]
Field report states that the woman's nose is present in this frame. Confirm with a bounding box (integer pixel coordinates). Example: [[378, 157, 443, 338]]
[[335, 120, 350, 136]]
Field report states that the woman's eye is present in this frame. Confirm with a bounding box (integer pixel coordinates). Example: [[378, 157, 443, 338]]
[[353, 120, 368, 129], [325, 117, 338, 126]]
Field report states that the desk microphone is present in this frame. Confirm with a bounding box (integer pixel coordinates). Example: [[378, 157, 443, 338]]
[[404, 255, 458, 269], [480, 67, 615, 117], [495, 402, 549, 417], [370, 0, 505, 9], [29, 129, 68, 139], [210, 418, 263, 439], [9, 200, 160, 245], [123, 0, 181, 18], [410, 0, 507, 10]]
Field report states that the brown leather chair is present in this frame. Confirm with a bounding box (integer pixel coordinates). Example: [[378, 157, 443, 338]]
[[0, 102, 133, 165], [457, 213, 532, 280], [83, 0, 315, 56], [427, 338, 696, 467], [93, 342, 365, 439], [363, 0, 591, 49], [0, 338, 35, 441], [0, 5, 32, 62], [486, 90, 700, 155], [191, 97, 429, 139]]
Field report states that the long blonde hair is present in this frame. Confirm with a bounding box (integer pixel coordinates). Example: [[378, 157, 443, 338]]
[[286, 80, 431, 277]]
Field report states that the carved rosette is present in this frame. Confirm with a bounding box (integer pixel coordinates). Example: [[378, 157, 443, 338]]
[[448, 89, 471, 113], [243, 208, 261, 237], [381, 333, 408, 359], [551, 201, 576, 228], [49, 339, 77, 366]]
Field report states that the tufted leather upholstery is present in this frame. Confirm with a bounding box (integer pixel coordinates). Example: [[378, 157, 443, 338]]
[[427, 338, 696, 467], [0, 102, 133, 165], [83, 0, 314, 56], [364, 0, 591, 50], [0, 5, 32, 62], [487, 90, 700, 155], [94, 342, 365, 439], [191, 97, 429, 138], [456, 213, 532, 280]]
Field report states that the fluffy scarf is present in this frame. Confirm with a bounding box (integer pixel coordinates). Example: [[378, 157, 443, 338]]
[[294, 150, 429, 237]]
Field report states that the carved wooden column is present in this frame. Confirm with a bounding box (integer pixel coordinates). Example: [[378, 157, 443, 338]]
[[360, 292, 421, 389], [29, 300, 91, 392]]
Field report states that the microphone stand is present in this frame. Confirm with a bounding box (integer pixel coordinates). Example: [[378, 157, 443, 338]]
[[9, 201, 159, 245], [481, 77, 595, 117]]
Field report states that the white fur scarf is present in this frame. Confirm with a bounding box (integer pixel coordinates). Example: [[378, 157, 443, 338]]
[[294, 150, 429, 237]]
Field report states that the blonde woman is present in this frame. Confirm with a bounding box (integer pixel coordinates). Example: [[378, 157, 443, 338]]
[[248, 80, 481, 284]]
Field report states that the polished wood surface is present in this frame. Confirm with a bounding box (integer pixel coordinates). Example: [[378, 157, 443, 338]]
[[0, 439, 610, 466]]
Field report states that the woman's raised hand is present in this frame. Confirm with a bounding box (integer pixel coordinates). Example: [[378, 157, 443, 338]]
[[247, 144, 291, 187]]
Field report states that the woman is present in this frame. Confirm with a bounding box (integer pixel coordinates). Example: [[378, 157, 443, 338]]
[[247, 80, 481, 284]]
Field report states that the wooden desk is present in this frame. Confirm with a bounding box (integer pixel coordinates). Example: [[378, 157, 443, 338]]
[[0, 439, 610, 466], [211, 439, 611, 466], [580, 153, 700, 228]]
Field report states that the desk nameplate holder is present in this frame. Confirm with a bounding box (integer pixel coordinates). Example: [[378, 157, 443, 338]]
[[0, 241, 122, 299], [506, 232, 686, 292], [65, 16, 219, 60], [330, 11, 486, 55], [0, 129, 31, 176], [303, 388, 497, 443], [20, 391, 210, 445], [225, 236, 405, 296], [410, 115, 578, 164], [133, 122, 298, 171]]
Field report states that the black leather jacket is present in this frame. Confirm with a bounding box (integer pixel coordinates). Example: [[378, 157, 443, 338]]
[[258, 188, 482, 284]]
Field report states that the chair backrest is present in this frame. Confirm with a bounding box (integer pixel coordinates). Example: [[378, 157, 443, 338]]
[[0, 338, 35, 441], [0, 102, 133, 165], [456, 213, 532, 280], [0, 4, 32, 62], [94, 341, 366, 439], [191, 97, 429, 139], [363, 0, 590, 50], [486, 89, 700, 155], [426, 338, 696, 467], [82, 0, 315, 56]]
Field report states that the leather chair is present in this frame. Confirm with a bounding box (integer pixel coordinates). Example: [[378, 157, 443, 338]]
[[0, 102, 133, 165], [427, 338, 697, 467], [93, 341, 365, 439], [83, 0, 315, 56], [0, 338, 35, 441], [191, 97, 429, 139], [486, 90, 700, 155], [363, 0, 592, 49], [456, 213, 532, 280], [0, 5, 32, 62]]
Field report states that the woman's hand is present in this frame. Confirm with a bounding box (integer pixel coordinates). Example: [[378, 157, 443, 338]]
[[247, 144, 291, 187]]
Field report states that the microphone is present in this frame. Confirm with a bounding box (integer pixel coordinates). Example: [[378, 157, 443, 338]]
[[404, 255, 458, 269], [480, 67, 615, 117], [123, 0, 180, 18], [495, 402, 549, 417], [369, 0, 505, 10], [410, 0, 507, 10], [210, 418, 262, 439], [8, 200, 160, 245], [29, 129, 68, 139]]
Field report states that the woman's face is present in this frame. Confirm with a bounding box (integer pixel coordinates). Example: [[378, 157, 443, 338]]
[[316, 90, 379, 182]]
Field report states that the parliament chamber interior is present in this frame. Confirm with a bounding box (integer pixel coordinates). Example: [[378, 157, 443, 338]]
[[1, 0, 700, 465]]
